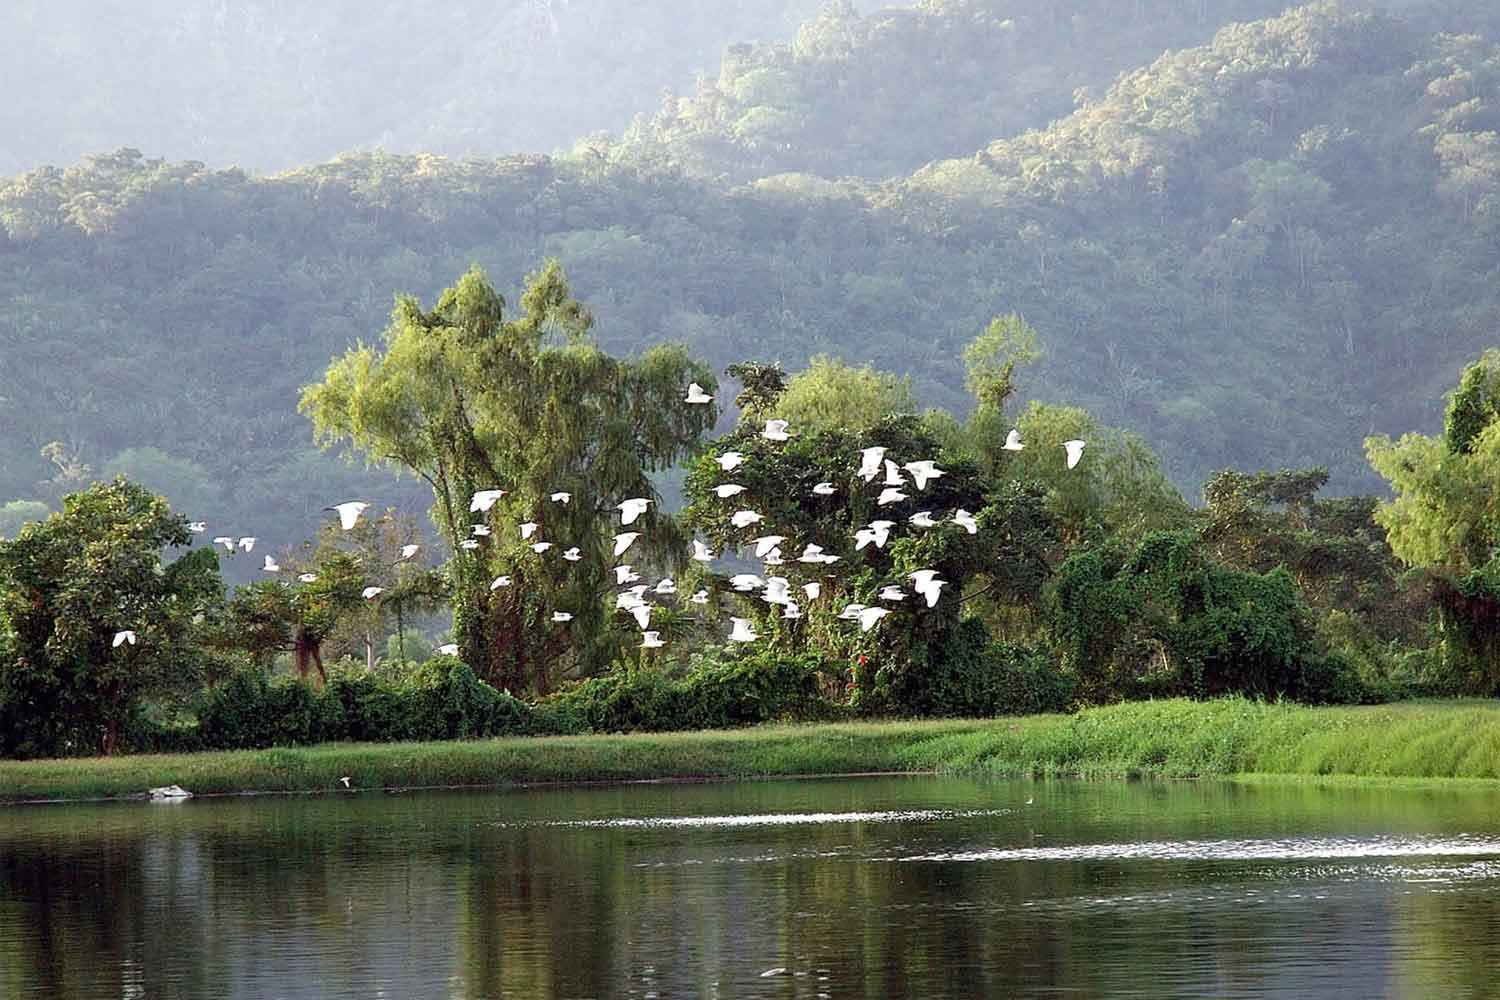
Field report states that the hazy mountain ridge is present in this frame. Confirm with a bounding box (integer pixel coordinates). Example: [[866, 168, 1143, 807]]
[[1, 0, 1497, 550]]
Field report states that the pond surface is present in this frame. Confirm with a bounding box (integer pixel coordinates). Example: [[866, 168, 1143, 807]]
[[4, 775, 1500, 998]]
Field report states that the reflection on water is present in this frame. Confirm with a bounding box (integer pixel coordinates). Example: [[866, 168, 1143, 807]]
[[3, 776, 1500, 998]]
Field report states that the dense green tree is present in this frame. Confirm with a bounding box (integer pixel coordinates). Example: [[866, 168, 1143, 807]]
[[0, 478, 221, 755], [301, 263, 716, 693], [769, 356, 918, 436], [1367, 350, 1500, 688]]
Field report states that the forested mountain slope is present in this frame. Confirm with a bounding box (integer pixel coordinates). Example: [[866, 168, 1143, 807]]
[[0, 0, 834, 177], [602, 0, 1302, 181], [1, 1, 1497, 552]]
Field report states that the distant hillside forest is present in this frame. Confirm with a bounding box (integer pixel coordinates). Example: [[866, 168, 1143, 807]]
[[3, 0, 1500, 554]]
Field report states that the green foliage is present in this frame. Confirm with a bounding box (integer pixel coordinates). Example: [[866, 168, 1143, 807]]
[[0, 501, 48, 540], [1047, 529, 1331, 703], [1444, 349, 1500, 454], [196, 658, 534, 750], [0, 478, 222, 756], [771, 356, 917, 436], [544, 646, 829, 733], [962, 314, 1040, 412]]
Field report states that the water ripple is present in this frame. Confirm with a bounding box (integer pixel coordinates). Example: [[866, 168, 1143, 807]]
[[892, 835, 1500, 863], [498, 808, 1011, 830]]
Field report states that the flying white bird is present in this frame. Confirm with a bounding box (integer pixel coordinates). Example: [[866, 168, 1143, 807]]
[[763, 577, 792, 605], [361, 587, 383, 600], [460, 539, 481, 550], [641, 631, 666, 648], [1003, 429, 1025, 451], [910, 570, 948, 608], [730, 510, 763, 529], [798, 543, 828, 563], [883, 460, 905, 487], [298, 573, 318, 583], [858, 447, 887, 482], [783, 602, 803, 620], [751, 535, 785, 558], [803, 581, 821, 601], [213, 536, 235, 552], [530, 541, 553, 554], [858, 607, 892, 632], [713, 483, 747, 499], [1064, 439, 1087, 469], [909, 511, 937, 528], [762, 419, 791, 442], [112, 630, 137, 648], [655, 577, 677, 595], [812, 481, 836, 496], [730, 574, 765, 592], [837, 603, 868, 620], [879, 586, 906, 602], [438, 643, 459, 655], [550, 491, 571, 504], [563, 547, 582, 561], [617, 591, 646, 612], [490, 576, 512, 589], [691, 539, 715, 562], [469, 489, 506, 512], [551, 612, 573, 623], [618, 498, 652, 525], [904, 461, 945, 490], [339, 776, 352, 789], [629, 604, 652, 629], [616, 564, 641, 585], [716, 452, 745, 472], [684, 382, 713, 404], [876, 488, 909, 506], [326, 501, 369, 531], [690, 589, 710, 604], [401, 544, 420, 560], [188, 521, 206, 533], [518, 522, 537, 539], [262, 556, 280, 573], [854, 520, 895, 550], [952, 509, 978, 534], [613, 532, 640, 557], [762, 547, 785, 566], [729, 618, 759, 642], [238, 537, 256, 552], [473, 524, 493, 537]]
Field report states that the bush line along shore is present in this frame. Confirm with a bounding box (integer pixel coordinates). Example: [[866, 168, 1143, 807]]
[[10, 698, 1500, 804]]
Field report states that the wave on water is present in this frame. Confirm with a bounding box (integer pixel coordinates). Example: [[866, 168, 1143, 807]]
[[497, 808, 1012, 830], [892, 835, 1500, 863]]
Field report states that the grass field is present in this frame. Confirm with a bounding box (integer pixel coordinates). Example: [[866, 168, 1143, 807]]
[[7, 697, 1500, 803]]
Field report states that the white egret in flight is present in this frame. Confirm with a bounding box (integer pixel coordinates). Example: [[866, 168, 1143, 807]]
[[630, 604, 652, 629], [876, 488, 908, 506], [952, 509, 978, 534], [563, 547, 582, 561], [490, 576, 512, 589], [641, 631, 666, 648], [618, 498, 652, 525], [730, 574, 765, 592], [112, 630, 137, 648], [616, 564, 640, 585], [460, 539, 480, 550], [684, 382, 713, 404], [690, 589, 710, 605], [858, 447, 887, 482], [1064, 439, 1087, 469], [729, 618, 759, 642], [188, 521, 206, 533], [238, 537, 256, 552], [473, 524, 493, 537], [762, 419, 791, 442], [213, 536, 235, 552], [438, 643, 459, 655], [730, 510, 763, 529], [298, 573, 318, 583], [883, 460, 905, 487], [550, 491, 571, 504], [691, 539, 715, 562], [909, 511, 937, 528], [262, 556, 280, 573], [361, 586, 383, 600], [803, 581, 821, 601], [551, 612, 573, 623], [716, 452, 745, 472], [751, 535, 785, 558], [713, 483, 747, 499], [613, 532, 640, 557], [858, 607, 891, 632], [469, 489, 506, 512], [879, 586, 906, 602], [654, 577, 677, 595], [326, 501, 369, 531], [530, 541, 553, 554], [1003, 429, 1024, 451], [401, 544, 420, 560], [518, 522, 537, 539], [812, 481, 836, 496], [904, 461, 944, 490]]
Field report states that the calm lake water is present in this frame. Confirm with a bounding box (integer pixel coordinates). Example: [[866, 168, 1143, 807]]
[[5, 775, 1500, 998]]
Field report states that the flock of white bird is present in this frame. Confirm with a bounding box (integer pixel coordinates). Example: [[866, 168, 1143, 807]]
[[110, 380, 1086, 656]]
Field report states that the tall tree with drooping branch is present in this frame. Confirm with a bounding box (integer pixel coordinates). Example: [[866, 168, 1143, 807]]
[[300, 262, 717, 693]]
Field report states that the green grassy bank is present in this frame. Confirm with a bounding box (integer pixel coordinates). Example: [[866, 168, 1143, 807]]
[[7, 698, 1500, 803]]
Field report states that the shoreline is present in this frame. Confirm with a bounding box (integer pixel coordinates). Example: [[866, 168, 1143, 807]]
[[8, 698, 1500, 805]]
